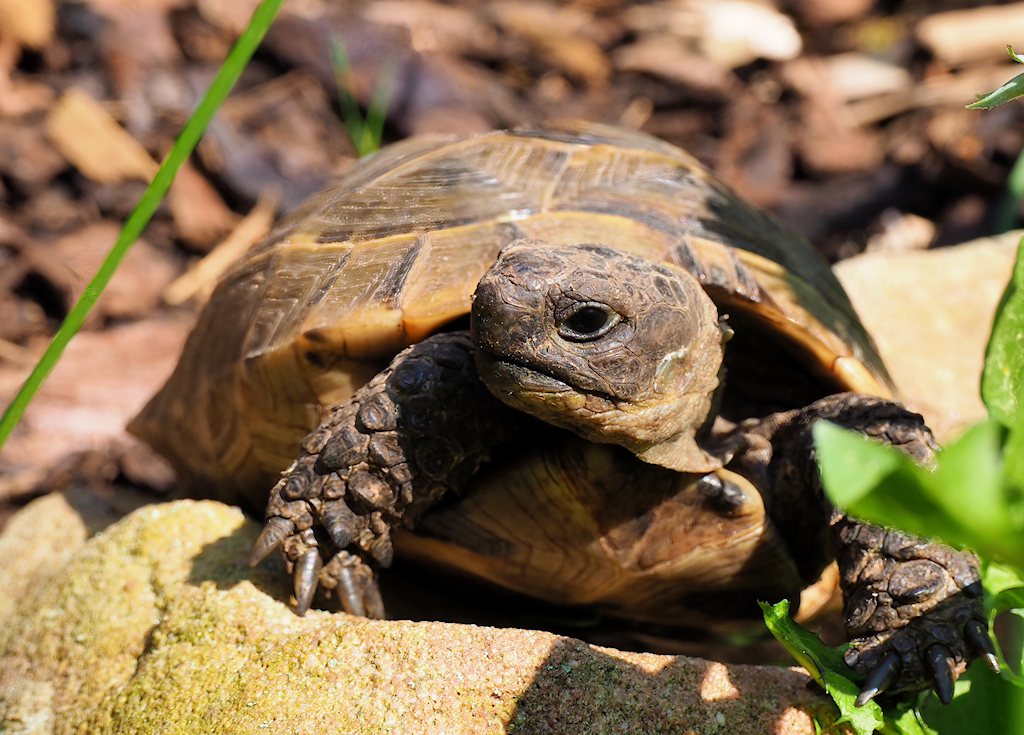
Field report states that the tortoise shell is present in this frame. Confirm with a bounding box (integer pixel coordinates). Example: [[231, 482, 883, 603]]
[[130, 122, 892, 517]]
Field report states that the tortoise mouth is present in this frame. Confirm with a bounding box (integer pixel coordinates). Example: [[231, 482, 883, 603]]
[[474, 348, 578, 399]]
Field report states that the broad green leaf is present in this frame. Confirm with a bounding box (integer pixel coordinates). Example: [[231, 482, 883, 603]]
[[888, 706, 937, 735], [826, 670, 886, 735], [984, 560, 1024, 605], [918, 664, 1024, 734], [1004, 422, 1024, 495], [816, 421, 1024, 568], [927, 420, 1007, 537], [982, 240, 1024, 428], [760, 600, 851, 681], [814, 422, 904, 507], [760, 601, 885, 735]]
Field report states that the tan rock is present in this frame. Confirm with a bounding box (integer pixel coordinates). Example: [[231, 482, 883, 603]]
[[835, 231, 1020, 442], [0, 499, 833, 734]]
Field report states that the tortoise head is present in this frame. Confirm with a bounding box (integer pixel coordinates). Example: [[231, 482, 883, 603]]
[[471, 239, 727, 473]]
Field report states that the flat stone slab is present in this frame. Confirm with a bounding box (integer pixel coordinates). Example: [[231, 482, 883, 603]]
[[835, 231, 1020, 442]]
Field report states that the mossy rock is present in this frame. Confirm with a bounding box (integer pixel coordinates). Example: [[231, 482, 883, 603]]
[[0, 495, 831, 734]]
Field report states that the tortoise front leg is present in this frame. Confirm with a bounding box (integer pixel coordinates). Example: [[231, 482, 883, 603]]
[[728, 393, 998, 705], [248, 332, 518, 617]]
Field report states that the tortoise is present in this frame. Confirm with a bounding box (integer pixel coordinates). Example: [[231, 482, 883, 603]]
[[129, 122, 997, 705]]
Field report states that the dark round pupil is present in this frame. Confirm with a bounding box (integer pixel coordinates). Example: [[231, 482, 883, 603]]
[[566, 306, 609, 335]]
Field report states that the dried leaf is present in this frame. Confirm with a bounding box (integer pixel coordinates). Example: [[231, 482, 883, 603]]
[[45, 88, 159, 184], [0, 0, 55, 49]]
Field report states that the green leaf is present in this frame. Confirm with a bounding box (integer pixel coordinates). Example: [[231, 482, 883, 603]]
[[967, 49, 1024, 109], [966, 72, 1024, 110], [815, 420, 1024, 569], [331, 41, 395, 157], [760, 600, 886, 735], [982, 239, 1024, 429], [917, 664, 1024, 734], [760, 600, 851, 681], [813, 421, 904, 508], [983, 560, 1024, 605], [888, 707, 937, 735]]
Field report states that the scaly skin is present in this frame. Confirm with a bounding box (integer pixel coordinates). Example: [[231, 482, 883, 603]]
[[725, 393, 996, 703], [252, 241, 998, 706], [250, 333, 518, 616], [252, 347, 997, 704]]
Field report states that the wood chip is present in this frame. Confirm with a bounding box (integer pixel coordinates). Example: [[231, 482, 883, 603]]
[[196, 0, 261, 36], [917, 3, 1024, 67], [783, 57, 884, 174], [0, 335, 38, 366], [820, 53, 912, 103], [45, 88, 159, 184], [787, 0, 874, 27], [163, 190, 278, 306], [490, 1, 610, 86], [613, 38, 734, 94], [698, 0, 802, 69], [0, 0, 55, 49], [362, 0, 499, 56], [864, 211, 936, 253], [167, 160, 241, 251], [847, 65, 1021, 127], [24, 221, 180, 321]]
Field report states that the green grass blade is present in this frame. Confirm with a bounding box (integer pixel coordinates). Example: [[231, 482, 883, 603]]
[[360, 61, 396, 157], [0, 0, 287, 451], [331, 41, 367, 154], [332, 40, 394, 157]]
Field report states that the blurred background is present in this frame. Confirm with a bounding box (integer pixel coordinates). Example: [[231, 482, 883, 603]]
[[0, 0, 1022, 519]]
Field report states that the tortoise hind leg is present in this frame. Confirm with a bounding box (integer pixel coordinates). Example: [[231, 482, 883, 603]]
[[729, 393, 998, 705], [248, 332, 519, 617]]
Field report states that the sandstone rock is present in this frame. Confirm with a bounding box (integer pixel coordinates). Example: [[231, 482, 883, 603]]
[[835, 231, 1020, 442], [0, 498, 831, 734]]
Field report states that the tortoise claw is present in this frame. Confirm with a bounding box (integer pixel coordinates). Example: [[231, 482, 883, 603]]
[[335, 563, 367, 618], [965, 619, 1000, 673], [925, 644, 956, 705], [363, 578, 386, 619], [248, 516, 295, 567], [856, 651, 901, 707], [293, 548, 323, 616]]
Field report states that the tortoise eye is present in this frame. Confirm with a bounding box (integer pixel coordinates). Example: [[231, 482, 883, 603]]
[[558, 303, 621, 342]]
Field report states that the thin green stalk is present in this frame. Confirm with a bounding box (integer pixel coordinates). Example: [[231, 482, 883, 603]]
[[998, 148, 1024, 233], [0, 0, 286, 451], [331, 41, 394, 157]]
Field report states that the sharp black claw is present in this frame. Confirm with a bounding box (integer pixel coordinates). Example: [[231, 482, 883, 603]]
[[963, 580, 984, 598], [336, 564, 367, 618], [925, 644, 956, 705], [248, 517, 295, 567], [965, 619, 1001, 673], [293, 549, 322, 616], [856, 651, 901, 707]]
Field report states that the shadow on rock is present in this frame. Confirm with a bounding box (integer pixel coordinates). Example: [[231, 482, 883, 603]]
[[187, 520, 292, 602], [505, 637, 827, 734]]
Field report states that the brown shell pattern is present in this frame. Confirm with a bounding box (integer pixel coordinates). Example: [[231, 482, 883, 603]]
[[130, 122, 892, 507]]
